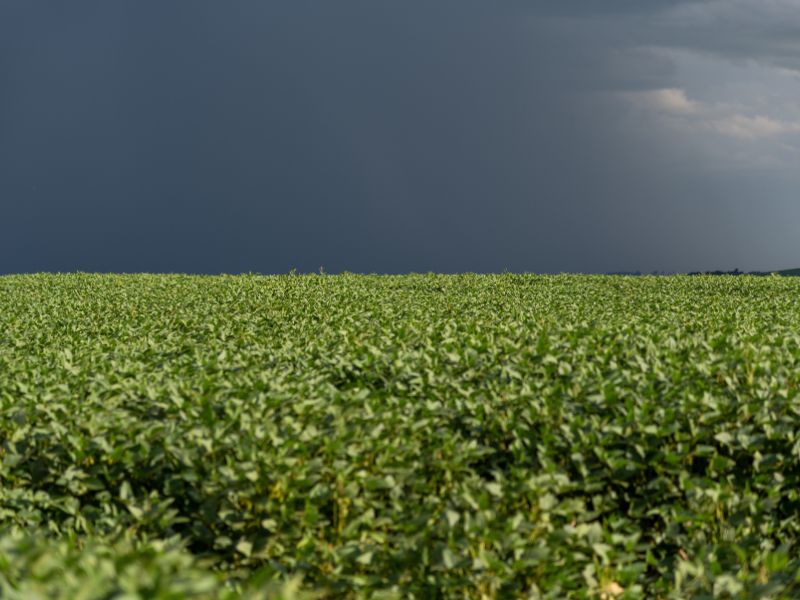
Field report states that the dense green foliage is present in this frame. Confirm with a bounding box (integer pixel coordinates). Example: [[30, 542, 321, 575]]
[[3, 273, 800, 598]]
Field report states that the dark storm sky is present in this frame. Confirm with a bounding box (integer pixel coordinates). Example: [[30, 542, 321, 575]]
[[3, 1, 800, 274]]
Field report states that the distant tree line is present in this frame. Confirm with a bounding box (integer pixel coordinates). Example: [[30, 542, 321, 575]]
[[687, 268, 746, 276], [606, 269, 800, 276]]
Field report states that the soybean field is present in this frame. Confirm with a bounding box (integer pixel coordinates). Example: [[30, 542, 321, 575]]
[[2, 273, 800, 598]]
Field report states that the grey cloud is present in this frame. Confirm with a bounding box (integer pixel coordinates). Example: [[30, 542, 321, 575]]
[[653, 0, 800, 70], [533, 1, 704, 17]]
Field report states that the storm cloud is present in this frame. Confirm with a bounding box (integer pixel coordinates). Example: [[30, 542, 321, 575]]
[[2, 1, 799, 274]]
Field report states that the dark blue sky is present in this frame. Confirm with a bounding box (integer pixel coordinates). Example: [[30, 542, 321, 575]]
[[3, 1, 800, 274]]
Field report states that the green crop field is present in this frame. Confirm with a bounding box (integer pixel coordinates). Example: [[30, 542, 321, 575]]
[[3, 273, 800, 598]]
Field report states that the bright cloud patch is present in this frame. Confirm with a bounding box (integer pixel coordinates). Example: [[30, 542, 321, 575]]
[[711, 114, 800, 139], [620, 86, 800, 141], [626, 88, 698, 114]]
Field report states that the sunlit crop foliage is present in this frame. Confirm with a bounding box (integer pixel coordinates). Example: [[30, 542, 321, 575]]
[[2, 273, 800, 598]]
